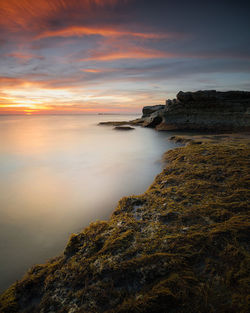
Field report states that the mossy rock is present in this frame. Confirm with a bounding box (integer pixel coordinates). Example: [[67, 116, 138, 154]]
[[1, 136, 249, 313]]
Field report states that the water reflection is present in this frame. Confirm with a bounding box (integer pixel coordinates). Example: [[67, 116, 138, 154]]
[[0, 115, 177, 291]]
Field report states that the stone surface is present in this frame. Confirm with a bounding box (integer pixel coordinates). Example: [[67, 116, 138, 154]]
[[113, 126, 135, 131], [141, 90, 250, 131], [98, 118, 144, 127], [142, 105, 165, 118]]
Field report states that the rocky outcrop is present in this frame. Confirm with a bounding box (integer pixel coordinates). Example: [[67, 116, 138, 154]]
[[142, 90, 250, 131], [1, 137, 249, 313], [113, 126, 135, 131], [142, 105, 165, 118]]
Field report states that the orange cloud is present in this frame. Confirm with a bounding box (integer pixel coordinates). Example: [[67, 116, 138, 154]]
[[5, 52, 44, 64], [0, 77, 26, 87], [81, 69, 103, 73], [82, 47, 176, 61], [0, 76, 87, 90], [36, 25, 170, 40], [6, 53, 34, 60], [80, 68, 122, 74], [0, 0, 130, 31]]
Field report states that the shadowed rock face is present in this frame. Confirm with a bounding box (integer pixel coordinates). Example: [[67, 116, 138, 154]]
[[113, 126, 135, 131], [142, 105, 165, 118], [142, 90, 250, 131]]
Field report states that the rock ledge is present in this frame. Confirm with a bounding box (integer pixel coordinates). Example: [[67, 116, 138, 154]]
[[141, 90, 250, 131]]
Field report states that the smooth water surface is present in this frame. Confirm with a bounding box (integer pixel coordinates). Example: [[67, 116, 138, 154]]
[[0, 115, 177, 291]]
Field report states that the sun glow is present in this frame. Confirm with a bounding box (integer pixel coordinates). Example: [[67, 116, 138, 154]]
[[0, 85, 76, 113], [24, 109, 35, 115], [0, 82, 143, 114]]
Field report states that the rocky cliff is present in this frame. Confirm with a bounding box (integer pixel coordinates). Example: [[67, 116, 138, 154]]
[[141, 90, 250, 131]]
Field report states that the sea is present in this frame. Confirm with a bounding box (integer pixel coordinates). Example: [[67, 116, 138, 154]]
[[0, 114, 178, 292]]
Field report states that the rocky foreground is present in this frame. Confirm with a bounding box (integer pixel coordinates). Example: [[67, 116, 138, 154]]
[[100, 90, 250, 131], [1, 134, 249, 313]]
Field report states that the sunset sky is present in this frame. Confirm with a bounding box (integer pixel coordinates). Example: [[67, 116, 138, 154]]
[[0, 0, 249, 114]]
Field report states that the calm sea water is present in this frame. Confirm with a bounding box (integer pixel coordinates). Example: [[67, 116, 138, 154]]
[[0, 114, 178, 292]]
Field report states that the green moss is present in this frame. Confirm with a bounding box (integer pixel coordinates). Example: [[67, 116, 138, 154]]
[[0, 285, 18, 313]]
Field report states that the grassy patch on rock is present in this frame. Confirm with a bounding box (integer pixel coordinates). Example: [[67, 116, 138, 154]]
[[1, 136, 249, 313]]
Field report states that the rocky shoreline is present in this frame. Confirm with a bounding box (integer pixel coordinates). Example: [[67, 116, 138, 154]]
[[99, 90, 250, 132], [0, 132, 249, 313], [1, 91, 250, 312]]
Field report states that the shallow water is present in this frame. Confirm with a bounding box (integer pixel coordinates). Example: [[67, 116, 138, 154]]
[[0, 114, 178, 292]]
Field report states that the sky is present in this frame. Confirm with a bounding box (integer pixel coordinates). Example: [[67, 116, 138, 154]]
[[0, 0, 250, 114]]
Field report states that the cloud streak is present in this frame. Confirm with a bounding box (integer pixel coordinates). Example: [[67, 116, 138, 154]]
[[36, 25, 171, 40], [82, 48, 176, 61], [0, 0, 130, 31]]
